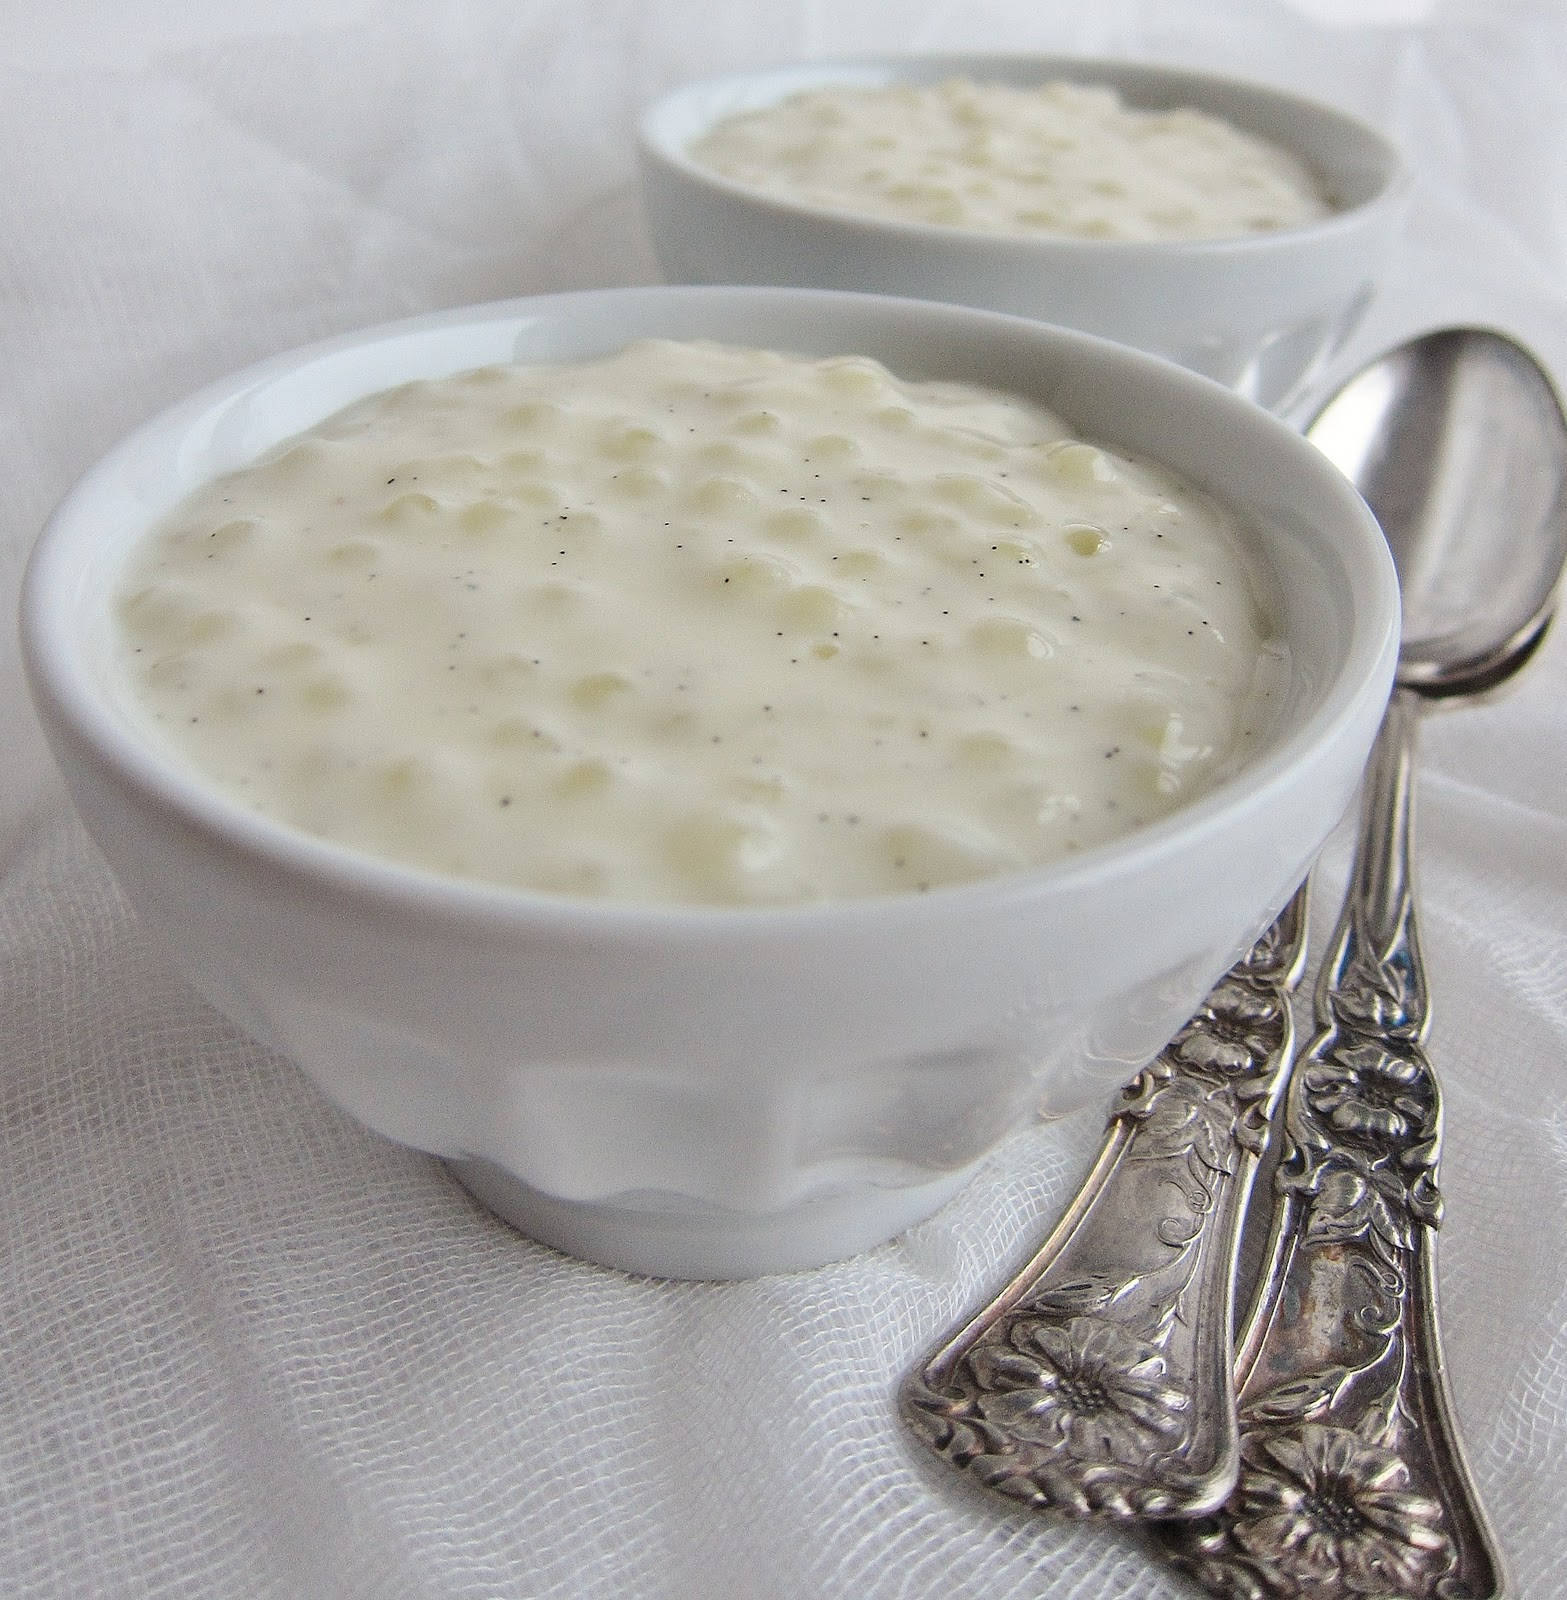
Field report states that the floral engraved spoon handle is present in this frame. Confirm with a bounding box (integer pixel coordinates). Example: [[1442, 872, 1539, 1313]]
[[1160, 695, 1505, 1597], [899, 881, 1309, 1519]]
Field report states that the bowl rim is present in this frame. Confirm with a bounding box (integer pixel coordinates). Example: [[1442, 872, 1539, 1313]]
[[637, 51, 1413, 258], [21, 284, 1400, 941]]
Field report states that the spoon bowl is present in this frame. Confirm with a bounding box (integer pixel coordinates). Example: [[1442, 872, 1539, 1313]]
[[1308, 327, 1567, 696]]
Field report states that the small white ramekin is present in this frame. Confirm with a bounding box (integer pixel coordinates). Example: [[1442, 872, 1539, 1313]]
[[639, 56, 1410, 412]]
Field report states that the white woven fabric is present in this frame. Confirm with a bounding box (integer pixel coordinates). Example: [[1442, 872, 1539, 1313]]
[[3, 2, 1564, 1595]]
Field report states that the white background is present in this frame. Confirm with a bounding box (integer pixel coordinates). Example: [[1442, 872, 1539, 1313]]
[[3, 2, 1564, 1596]]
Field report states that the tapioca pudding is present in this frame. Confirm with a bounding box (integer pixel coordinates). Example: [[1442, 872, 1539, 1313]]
[[113, 337, 1288, 905], [687, 77, 1332, 241]]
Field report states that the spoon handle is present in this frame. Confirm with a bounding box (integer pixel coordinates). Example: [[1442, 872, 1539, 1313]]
[[899, 881, 1308, 1519], [1160, 692, 1506, 1597]]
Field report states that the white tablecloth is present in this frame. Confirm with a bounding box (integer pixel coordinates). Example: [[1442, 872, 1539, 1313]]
[[4, 2, 1564, 1595]]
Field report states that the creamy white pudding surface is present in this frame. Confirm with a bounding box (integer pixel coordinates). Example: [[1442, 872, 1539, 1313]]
[[115, 339, 1287, 905], [687, 78, 1331, 241]]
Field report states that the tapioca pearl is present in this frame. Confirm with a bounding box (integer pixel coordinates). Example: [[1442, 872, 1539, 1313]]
[[183, 607, 243, 647], [879, 820, 1019, 890], [551, 508, 604, 540], [568, 671, 635, 710], [730, 409, 783, 438], [967, 617, 1056, 659], [199, 683, 266, 725], [509, 480, 565, 515], [848, 471, 908, 505], [140, 651, 195, 692], [1064, 523, 1111, 558], [326, 537, 383, 568], [1128, 590, 1234, 651], [689, 475, 761, 517], [555, 758, 614, 798], [501, 399, 564, 433], [476, 652, 541, 691], [1074, 214, 1118, 243], [148, 525, 201, 556], [955, 730, 1017, 769], [817, 357, 896, 401], [648, 708, 701, 743], [727, 772, 787, 806], [529, 856, 611, 898], [731, 380, 816, 424], [600, 422, 665, 460], [849, 645, 902, 680], [498, 447, 549, 477], [377, 491, 442, 526], [1038, 440, 1121, 487], [1029, 789, 1085, 828], [663, 810, 794, 902], [330, 618, 377, 648], [196, 518, 262, 561], [119, 581, 207, 642], [988, 536, 1042, 568], [295, 672, 353, 714], [517, 579, 583, 618], [802, 95, 847, 128], [777, 582, 850, 634], [366, 754, 446, 812], [487, 717, 561, 753], [930, 474, 1042, 527], [898, 508, 965, 549], [454, 364, 510, 389], [710, 552, 796, 597], [874, 405, 917, 432], [955, 123, 994, 158], [408, 452, 489, 491], [254, 438, 336, 482], [287, 739, 345, 788], [259, 639, 325, 673], [693, 439, 774, 476], [774, 135, 824, 167], [456, 500, 514, 536], [763, 508, 829, 545], [947, 90, 986, 128], [1151, 712, 1211, 795], [833, 548, 887, 580], [1119, 692, 1183, 745], [885, 181, 964, 222], [931, 427, 1006, 462], [1149, 205, 1200, 232], [803, 432, 859, 464], [605, 464, 672, 499]]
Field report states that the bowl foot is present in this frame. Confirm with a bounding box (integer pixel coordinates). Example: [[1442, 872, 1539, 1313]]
[[443, 1155, 978, 1280]]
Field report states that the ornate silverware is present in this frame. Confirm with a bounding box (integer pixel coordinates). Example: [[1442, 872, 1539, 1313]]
[[899, 882, 1308, 1519], [1159, 695, 1505, 1598]]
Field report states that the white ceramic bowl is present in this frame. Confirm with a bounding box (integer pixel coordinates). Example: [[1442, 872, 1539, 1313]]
[[21, 286, 1398, 1278], [639, 55, 1411, 412]]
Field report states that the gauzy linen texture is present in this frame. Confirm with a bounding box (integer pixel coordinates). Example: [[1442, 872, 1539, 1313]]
[[3, 2, 1566, 1596]]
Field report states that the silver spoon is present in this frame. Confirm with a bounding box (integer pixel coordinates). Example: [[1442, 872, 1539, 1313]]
[[899, 885, 1309, 1518], [1161, 327, 1566, 1598], [900, 328, 1565, 1549]]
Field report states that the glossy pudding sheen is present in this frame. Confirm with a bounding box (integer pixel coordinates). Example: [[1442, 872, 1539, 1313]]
[[113, 338, 1286, 907], [686, 78, 1332, 241]]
